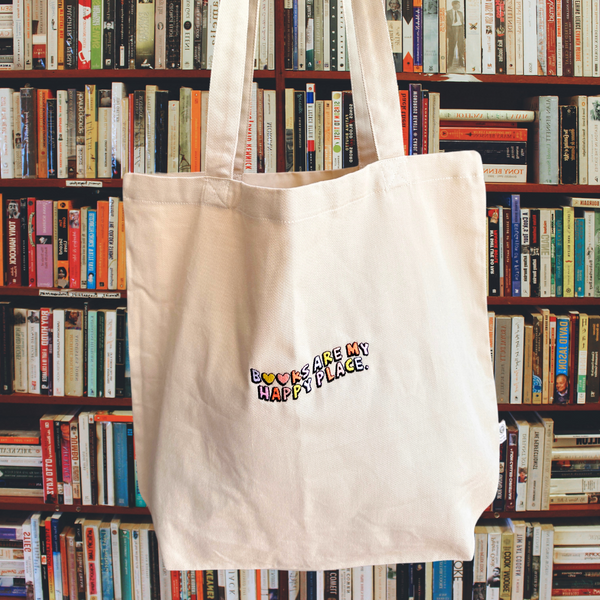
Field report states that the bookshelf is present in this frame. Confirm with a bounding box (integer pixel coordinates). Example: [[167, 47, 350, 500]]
[[3, 1, 600, 599]]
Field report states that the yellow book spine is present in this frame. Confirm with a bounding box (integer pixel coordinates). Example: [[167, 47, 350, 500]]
[[85, 84, 98, 178]]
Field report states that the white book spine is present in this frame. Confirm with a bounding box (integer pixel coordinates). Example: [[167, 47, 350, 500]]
[[340, 569, 352, 600], [539, 416, 554, 510], [201, 90, 209, 171], [482, 0, 496, 73], [551, 477, 600, 493], [121, 97, 129, 176], [181, 0, 194, 69], [288, 572, 299, 600], [585, 211, 595, 296], [12, 92, 22, 178], [332, 91, 342, 169], [13, 0, 24, 69], [515, 0, 524, 74], [505, 0, 515, 74], [145, 87, 157, 175], [168, 100, 179, 173], [540, 209, 551, 297], [487, 530, 502, 600], [53, 308, 64, 396], [583, 0, 592, 76], [98, 106, 111, 178], [574, 96, 588, 184], [594, 0, 600, 76], [96, 421, 106, 504], [111, 82, 125, 178], [57, 90, 68, 178], [158, 550, 172, 600], [267, 0, 274, 69], [78, 412, 91, 504], [111, 519, 122, 600], [510, 316, 525, 403], [13, 308, 27, 393], [79, 0, 91, 67], [104, 310, 116, 398], [22, 518, 33, 600], [70, 420, 81, 500], [30, 514, 43, 600], [27, 310, 40, 394], [259, 0, 268, 69], [554, 547, 600, 563], [511, 522, 526, 600], [263, 90, 276, 173], [473, 532, 487, 584], [140, 527, 151, 600], [323, 0, 330, 69], [155, 0, 166, 68], [540, 527, 554, 600], [260, 570, 268, 600], [589, 97, 600, 185], [526, 424, 545, 510], [515, 420, 529, 512], [131, 528, 142, 600], [240, 570, 257, 600], [536, 0, 547, 74], [226, 570, 239, 600], [47, 0, 58, 69], [337, 0, 345, 70], [23, 0, 32, 68], [556, 0, 563, 76], [0, 88, 14, 179], [254, 9, 259, 69], [298, 0, 306, 68], [207, 0, 219, 69], [523, 0, 537, 73], [105, 421, 115, 505], [466, 0, 481, 73]]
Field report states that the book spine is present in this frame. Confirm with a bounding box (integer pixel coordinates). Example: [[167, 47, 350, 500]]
[[403, 0, 413, 71], [556, 208, 564, 296], [560, 104, 578, 185], [329, 0, 336, 70], [575, 217, 585, 297], [40, 416, 57, 503], [76, 91, 85, 177], [506, 0, 515, 73], [192, 0, 202, 69], [564, 205, 575, 297], [84, 84, 97, 178], [104, 310, 116, 398], [306, 83, 315, 170], [0, 89, 14, 179], [102, 0, 115, 66], [136, 0, 154, 67], [127, 0, 136, 67], [413, 0, 423, 72], [546, 0, 557, 75], [115, 0, 127, 67], [111, 83, 125, 178], [166, 0, 181, 68], [483, 0, 496, 73], [496, 0, 507, 73], [21, 88, 37, 178], [90, 0, 102, 68], [117, 202, 126, 289], [78, 0, 91, 68], [69, 210, 80, 289], [511, 316, 525, 403], [464, 0, 480, 73], [57, 91, 68, 178], [86, 209, 97, 289], [39, 308, 50, 394]]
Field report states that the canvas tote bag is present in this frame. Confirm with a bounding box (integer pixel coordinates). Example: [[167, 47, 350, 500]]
[[122, 0, 499, 571]]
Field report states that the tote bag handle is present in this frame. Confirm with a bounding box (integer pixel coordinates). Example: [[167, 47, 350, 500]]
[[205, 0, 406, 181]]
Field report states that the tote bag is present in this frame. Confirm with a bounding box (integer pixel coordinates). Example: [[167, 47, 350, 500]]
[[122, 0, 499, 571]]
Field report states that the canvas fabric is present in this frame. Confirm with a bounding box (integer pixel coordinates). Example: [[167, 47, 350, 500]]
[[122, 0, 499, 570]]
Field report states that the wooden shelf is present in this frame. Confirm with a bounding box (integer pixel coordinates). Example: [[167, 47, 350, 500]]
[[0, 69, 276, 80], [0, 496, 149, 514], [0, 286, 126, 298], [0, 177, 123, 188], [0, 394, 132, 405], [488, 296, 600, 306], [483, 504, 600, 518], [497, 403, 600, 411]]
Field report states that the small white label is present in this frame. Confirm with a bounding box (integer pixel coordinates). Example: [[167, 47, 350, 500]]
[[65, 180, 103, 188], [39, 290, 121, 299], [499, 420, 507, 445]]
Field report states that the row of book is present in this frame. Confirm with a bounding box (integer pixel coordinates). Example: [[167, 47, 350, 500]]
[[486, 197, 600, 298], [0, 304, 131, 398], [286, 0, 600, 77], [0, 410, 143, 505], [0, 84, 276, 179], [0, 197, 127, 290], [1, 0, 275, 70]]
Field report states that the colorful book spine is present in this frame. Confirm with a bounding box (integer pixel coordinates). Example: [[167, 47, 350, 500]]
[[510, 194, 521, 297], [87, 209, 97, 289], [556, 208, 564, 297], [69, 210, 81, 290], [575, 218, 585, 297]]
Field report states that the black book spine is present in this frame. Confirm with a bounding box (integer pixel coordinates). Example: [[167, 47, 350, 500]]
[[65, 0, 79, 68], [148, 529, 161, 600], [166, 0, 181, 68], [46, 98, 57, 178], [102, 422, 108, 504], [530, 209, 541, 298], [559, 105, 578, 185], [294, 91, 305, 172], [324, 572, 338, 600], [193, 0, 203, 69], [495, 0, 506, 73], [97, 310, 105, 397], [204, 570, 216, 600], [88, 417, 98, 505], [103, 0, 116, 67], [0, 302, 13, 394], [116, 308, 126, 396], [126, 422, 135, 506], [342, 91, 357, 168], [438, 141, 528, 164], [329, 0, 337, 70], [397, 564, 410, 600], [20, 88, 37, 179], [127, 0, 136, 68], [83, 302, 88, 396], [39, 520, 49, 600], [493, 434, 508, 511], [563, 0, 574, 76], [154, 91, 169, 173], [488, 207, 500, 296], [19, 199, 27, 288], [116, 0, 129, 67], [412, 564, 426, 600]]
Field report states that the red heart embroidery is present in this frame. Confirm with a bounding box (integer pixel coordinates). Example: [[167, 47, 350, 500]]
[[276, 373, 290, 385]]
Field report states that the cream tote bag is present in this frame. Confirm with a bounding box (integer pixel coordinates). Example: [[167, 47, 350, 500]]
[[123, 0, 499, 571]]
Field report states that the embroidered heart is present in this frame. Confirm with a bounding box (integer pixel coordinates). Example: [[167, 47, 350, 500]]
[[262, 373, 276, 385], [276, 373, 290, 385]]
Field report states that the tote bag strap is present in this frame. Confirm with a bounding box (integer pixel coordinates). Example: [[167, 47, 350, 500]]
[[205, 0, 405, 181]]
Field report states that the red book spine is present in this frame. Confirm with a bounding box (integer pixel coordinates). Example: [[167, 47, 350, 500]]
[[503, 207, 512, 297], [399, 90, 409, 156], [40, 416, 57, 503], [45, 518, 55, 598], [547, 0, 557, 76], [6, 199, 22, 286], [69, 210, 81, 289], [40, 308, 51, 395], [439, 127, 528, 141], [171, 572, 181, 600], [60, 422, 72, 486], [27, 198, 36, 286]]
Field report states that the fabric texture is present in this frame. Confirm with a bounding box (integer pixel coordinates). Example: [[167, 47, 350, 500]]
[[122, 0, 499, 570]]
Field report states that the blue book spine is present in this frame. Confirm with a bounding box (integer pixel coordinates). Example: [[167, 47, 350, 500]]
[[511, 194, 521, 296], [88, 311, 98, 397], [100, 525, 114, 600], [575, 217, 585, 297], [423, 0, 439, 72], [413, 3, 423, 71], [554, 316, 569, 405], [293, 0, 298, 70], [306, 572, 317, 600], [119, 529, 132, 600], [556, 208, 564, 297], [0, 587, 27, 596], [134, 458, 147, 507], [409, 84, 422, 155], [114, 423, 129, 507], [87, 209, 97, 289], [432, 561, 453, 600], [51, 517, 63, 600]]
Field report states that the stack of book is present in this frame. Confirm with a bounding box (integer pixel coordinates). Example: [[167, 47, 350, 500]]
[[0, 197, 126, 290], [0, 303, 131, 398], [286, 0, 600, 77], [2, 0, 275, 70], [0, 429, 41, 500], [0, 83, 276, 179], [486, 196, 600, 298]]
